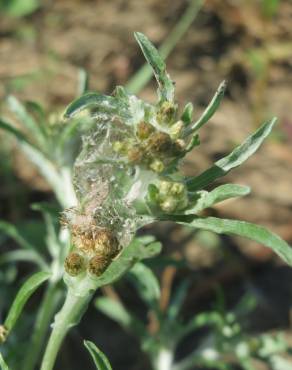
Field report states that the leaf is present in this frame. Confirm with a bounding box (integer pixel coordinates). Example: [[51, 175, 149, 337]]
[[31, 202, 61, 258], [0, 118, 32, 144], [95, 297, 145, 337], [0, 119, 65, 206], [84, 340, 112, 370], [4, 271, 51, 333], [64, 92, 127, 119], [7, 96, 46, 146], [185, 184, 250, 214], [0, 250, 47, 269], [185, 80, 226, 135], [77, 68, 89, 96], [0, 221, 38, 250], [127, 262, 160, 307], [167, 279, 190, 320], [0, 353, 9, 370], [134, 32, 174, 102], [181, 102, 194, 125], [181, 311, 223, 337], [94, 239, 162, 288], [186, 118, 276, 191], [180, 216, 292, 266]]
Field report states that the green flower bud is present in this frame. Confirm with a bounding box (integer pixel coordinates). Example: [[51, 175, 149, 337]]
[[64, 252, 86, 277], [113, 141, 126, 153], [149, 159, 165, 173], [0, 325, 8, 344], [159, 198, 178, 213], [170, 120, 184, 140], [88, 255, 110, 277]]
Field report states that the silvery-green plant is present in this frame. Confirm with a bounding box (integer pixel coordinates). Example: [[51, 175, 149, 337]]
[[0, 32, 292, 370], [95, 271, 290, 370]]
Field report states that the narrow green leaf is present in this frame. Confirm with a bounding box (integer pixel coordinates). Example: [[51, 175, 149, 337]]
[[181, 102, 194, 125], [64, 92, 127, 119], [4, 271, 51, 332], [186, 118, 276, 191], [0, 118, 32, 144], [84, 340, 112, 370], [134, 32, 174, 102], [77, 68, 89, 96], [0, 353, 9, 370], [181, 216, 292, 266], [185, 184, 250, 214], [31, 202, 61, 258], [95, 297, 145, 337], [0, 119, 65, 207], [168, 279, 190, 320], [7, 95, 46, 146], [127, 262, 160, 307], [0, 250, 47, 269], [185, 80, 226, 135], [0, 221, 38, 250], [94, 239, 162, 288]]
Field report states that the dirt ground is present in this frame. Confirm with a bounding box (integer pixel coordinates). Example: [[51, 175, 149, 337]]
[[0, 1, 292, 369]]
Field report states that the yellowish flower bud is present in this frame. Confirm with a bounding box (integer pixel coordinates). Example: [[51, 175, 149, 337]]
[[149, 159, 165, 173]]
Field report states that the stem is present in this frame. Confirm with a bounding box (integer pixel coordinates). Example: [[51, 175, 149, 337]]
[[125, 0, 204, 94], [40, 285, 94, 370], [154, 348, 174, 370], [22, 282, 62, 370]]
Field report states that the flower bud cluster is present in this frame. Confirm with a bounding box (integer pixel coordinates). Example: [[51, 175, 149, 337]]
[[63, 210, 121, 277], [149, 180, 189, 213], [112, 101, 186, 173]]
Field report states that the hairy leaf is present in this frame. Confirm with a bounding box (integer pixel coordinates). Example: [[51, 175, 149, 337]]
[[0, 353, 9, 370], [64, 92, 127, 119], [127, 262, 160, 307], [180, 216, 292, 266], [0, 250, 47, 269], [4, 271, 51, 332], [7, 95, 46, 146], [84, 340, 112, 370], [186, 118, 276, 191], [94, 239, 162, 288], [185, 80, 226, 135], [134, 32, 174, 102], [0, 221, 38, 250], [95, 297, 145, 337], [185, 184, 250, 214]]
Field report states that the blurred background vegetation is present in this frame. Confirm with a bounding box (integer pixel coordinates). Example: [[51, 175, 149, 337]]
[[0, 1, 292, 369]]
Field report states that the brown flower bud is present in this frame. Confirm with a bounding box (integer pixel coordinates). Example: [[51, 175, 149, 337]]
[[157, 101, 177, 124], [137, 121, 154, 140], [0, 325, 8, 344], [94, 228, 120, 258], [147, 132, 172, 154], [88, 255, 110, 277], [127, 146, 144, 164], [64, 252, 86, 276]]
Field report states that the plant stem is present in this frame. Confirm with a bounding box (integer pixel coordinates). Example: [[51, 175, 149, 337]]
[[40, 285, 94, 370], [22, 282, 62, 370], [125, 0, 204, 94], [155, 348, 174, 370]]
